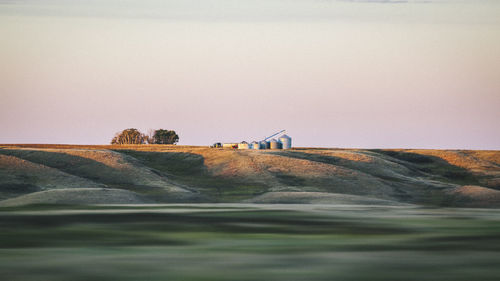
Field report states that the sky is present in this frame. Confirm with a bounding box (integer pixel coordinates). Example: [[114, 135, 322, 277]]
[[1, 0, 499, 149]]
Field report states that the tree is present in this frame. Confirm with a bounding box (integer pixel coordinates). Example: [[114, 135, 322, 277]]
[[111, 128, 146, 145], [144, 129, 155, 144], [152, 129, 179, 144]]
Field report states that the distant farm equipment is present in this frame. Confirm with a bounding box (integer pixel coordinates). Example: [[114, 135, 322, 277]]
[[210, 142, 222, 148]]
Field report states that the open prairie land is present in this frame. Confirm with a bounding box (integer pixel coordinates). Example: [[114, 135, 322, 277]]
[[1, 145, 500, 280], [1, 204, 500, 281], [0, 144, 499, 207]]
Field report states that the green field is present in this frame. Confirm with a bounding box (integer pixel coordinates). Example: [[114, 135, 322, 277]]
[[1, 204, 500, 281]]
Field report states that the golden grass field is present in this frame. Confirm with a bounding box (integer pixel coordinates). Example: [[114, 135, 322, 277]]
[[0, 144, 499, 207]]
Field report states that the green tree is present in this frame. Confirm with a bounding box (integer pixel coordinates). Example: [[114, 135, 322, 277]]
[[111, 128, 146, 144], [152, 129, 179, 144]]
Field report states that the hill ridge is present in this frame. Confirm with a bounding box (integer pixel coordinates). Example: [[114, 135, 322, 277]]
[[1, 145, 499, 207]]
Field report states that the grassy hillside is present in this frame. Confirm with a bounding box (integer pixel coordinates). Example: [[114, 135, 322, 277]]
[[0, 144, 499, 207], [2, 204, 500, 281]]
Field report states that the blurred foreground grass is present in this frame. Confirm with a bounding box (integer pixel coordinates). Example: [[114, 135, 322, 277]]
[[1, 204, 500, 281]]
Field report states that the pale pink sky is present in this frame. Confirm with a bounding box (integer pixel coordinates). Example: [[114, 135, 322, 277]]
[[1, 0, 499, 149]]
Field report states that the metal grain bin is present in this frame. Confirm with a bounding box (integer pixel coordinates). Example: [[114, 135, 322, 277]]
[[279, 134, 292, 149], [251, 141, 260, 150], [238, 141, 249, 149], [260, 140, 268, 149], [269, 138, 280, 149]]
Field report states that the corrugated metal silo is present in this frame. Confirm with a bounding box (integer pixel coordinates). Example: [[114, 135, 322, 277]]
[[251, 141, 260, 149], [279, 134, 292, 149], [238, 141, 249, 149], [260, 140, 268, 149], [269, 139, 279, 149]]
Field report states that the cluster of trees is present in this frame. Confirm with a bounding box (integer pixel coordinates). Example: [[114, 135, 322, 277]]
[[111, 128, 179, 145]]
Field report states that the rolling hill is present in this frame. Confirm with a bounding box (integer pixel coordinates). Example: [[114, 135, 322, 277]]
[[0, 144, 499, 207]]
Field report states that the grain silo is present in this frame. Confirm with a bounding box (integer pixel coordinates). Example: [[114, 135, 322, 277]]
[[269, 138, 279, 149], [260, 140, 268, 149], [238, 141, 249, 149], [251, 141, 260, 149], [279, 134, 292, 149]]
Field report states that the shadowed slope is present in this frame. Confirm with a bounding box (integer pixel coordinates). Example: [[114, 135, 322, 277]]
[[0, 188, 150, 206], [119, 147, 500, 206], [121, 149, 397, 202], [0, 154, 104, 200], [0, 145, 499, 207], [0, 147, 198, 204]]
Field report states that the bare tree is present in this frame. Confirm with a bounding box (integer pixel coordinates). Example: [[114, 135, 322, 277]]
[[144, 129, 155, 144]]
